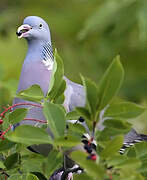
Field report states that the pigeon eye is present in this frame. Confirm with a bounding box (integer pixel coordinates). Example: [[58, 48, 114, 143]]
[[39, 24, 43, 28]]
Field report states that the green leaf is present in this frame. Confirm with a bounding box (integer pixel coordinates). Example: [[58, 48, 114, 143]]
[[116, 158, 141, 169], [55, 135, 80, 147], [66, 111, 80, 120], [27, 174, 39, 180], [54, 80, 66, 103], [44, 150, 62, 178], [98, 56, 124, 110], [135, 142, 147, 158], [98, 126, 130, 141], [7, 125, 52, 145], [0, 139, 15, 152], [74, 173, 93, 180], [105, 102, 146, 119], [47, 49, 66, 103], [138, 161, 147, 174], [54, 93, 65, 104], [43, 102, 66, 138], [0, 161, 5, 169], [107, 157, 142, 176], [22, 155, 45, 174], [4, 153, 19, 170], [17, 84, 44, 103], [103, 119, 131, 131], [101, 135, 124, 159], [8, 174, 22, 180], [68, 123, 85, 135], [9, 108, 28, 124], [75, 107, 91, 120], [127, 146, 136, 158], [107, 155, 127, 167], [81, 76, 98, 119], [31, 173, 47, 180], [71, 151, 104, 179]]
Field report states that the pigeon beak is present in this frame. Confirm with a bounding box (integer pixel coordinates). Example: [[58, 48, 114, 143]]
[[16, 24, 32, 39]]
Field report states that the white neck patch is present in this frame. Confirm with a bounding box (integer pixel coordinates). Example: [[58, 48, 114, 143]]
[[42, 59, 54, 70], [41, 42, 54, 70]]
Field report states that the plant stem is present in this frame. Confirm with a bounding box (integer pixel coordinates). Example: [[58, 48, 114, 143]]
[[0, 103, 43, 117]]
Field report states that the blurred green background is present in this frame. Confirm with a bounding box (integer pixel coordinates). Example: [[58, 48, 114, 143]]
[[0, 0, 147, 132]]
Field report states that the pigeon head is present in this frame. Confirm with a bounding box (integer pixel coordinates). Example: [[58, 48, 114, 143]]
[[16, 16, 51, 42]]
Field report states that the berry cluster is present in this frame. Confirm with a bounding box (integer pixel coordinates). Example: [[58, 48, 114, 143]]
[[82, 133, 97, 161]]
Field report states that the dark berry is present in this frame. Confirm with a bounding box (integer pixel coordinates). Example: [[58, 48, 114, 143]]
[[78, 117, 85, 122]]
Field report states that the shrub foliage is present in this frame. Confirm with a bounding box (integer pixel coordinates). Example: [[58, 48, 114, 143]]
[[0, 51, 147, 180]]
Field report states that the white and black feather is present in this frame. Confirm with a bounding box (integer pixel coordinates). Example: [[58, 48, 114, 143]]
[[42, 42, 54, 70]]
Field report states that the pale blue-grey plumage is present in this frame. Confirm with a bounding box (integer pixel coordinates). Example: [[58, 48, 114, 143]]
[[14, 16, 85, 126]]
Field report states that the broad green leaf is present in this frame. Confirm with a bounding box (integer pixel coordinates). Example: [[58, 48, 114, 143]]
[[81, 76, 98, 119], [47, 49, 66, 103], [98, 56, 124, 110], [31, 173, 47, 180], [138, 161, 147, 174], [0, 139, 15, 152], [17, 84, 44, 103], [74, 173, 93, 180], [135, 142, 147, 158], [43, 102, 66, 138], [107, 155, 127, 167], [120, 170, 144, 180], [75, 107, 91, 120], [8, 174, 22, 180], [107, 156, 141, 172], [68, 123, 85, 135], [44, 150, 62, 178], [105, 102, 146, 119], [103, 119, 131, 130], [0, 161, 5, 169], [71, 151, 104, 179], [54, 93, 65, 104], [4, 152, 19, 170], [116, 158, 141, 169], [54, 80, 66, 102], [9, 108, 28, 124], [101, 135, 124, 159], [27, 174, 39, 180], [55, 135, 80, 147], [66, 111, 80, 120], [127, 146, 136, 158], [98, 126, 130, 141], [7, 125, 52, 145], [22, 155, 45, 174]]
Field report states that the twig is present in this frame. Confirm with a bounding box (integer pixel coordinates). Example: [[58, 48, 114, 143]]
[[0, 103, 43, 118]]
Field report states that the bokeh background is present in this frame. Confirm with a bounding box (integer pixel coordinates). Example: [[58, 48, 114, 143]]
[[0, 0, 147, 132]]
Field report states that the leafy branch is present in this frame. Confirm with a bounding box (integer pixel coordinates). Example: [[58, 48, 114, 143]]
[[0, 52, 146, 180]]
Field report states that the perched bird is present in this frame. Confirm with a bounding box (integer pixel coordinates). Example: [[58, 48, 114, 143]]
[[14, 16, 85, 124], [14, 16, 85, 180], [14, 16, 147, 179]]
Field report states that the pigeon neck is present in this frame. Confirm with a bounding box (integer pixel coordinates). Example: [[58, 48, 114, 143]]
[[26, 39, 54, 63]]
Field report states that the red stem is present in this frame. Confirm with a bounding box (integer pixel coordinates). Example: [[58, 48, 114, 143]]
[[0, 103, 43, 117], [0, 125, 12, 139], [24, 118, 47, 123], [0, 103, 44, 139]]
